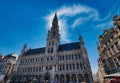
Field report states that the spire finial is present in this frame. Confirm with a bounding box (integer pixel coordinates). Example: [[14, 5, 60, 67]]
[[52, 12, 58, 28], [55, 12, 57, 16]]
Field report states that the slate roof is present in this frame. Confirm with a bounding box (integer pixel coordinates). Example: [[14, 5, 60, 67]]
[[24, 47, 45, 55], [58, 42, 81, 52], [4, 54, 16, 59], [24, 42, 81, 55]]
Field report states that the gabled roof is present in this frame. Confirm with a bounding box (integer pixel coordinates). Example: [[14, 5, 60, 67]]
[[23, 42, 81, 55]]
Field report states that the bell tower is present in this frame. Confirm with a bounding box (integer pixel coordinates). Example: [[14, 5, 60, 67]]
[[45, 13, 60, 54]]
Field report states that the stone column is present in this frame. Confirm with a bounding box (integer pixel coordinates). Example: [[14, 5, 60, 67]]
[[70, 75, 72, 83], [56, 65, 58, 71], [65, 64, 66, 70], [64, 56, 66, 61], [76, 74, 78, 83], [58, 65, 60, 71], [64, 74, 66, 83], [75, 64, 77, 70]]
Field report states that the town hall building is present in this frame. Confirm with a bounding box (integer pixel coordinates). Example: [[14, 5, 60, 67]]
[[11, 13, 93, 83]]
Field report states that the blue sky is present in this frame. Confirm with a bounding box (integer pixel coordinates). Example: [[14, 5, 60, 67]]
[[0, 0, 120, 74]]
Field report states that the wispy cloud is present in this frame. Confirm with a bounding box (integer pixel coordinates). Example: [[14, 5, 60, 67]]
[[95, 21, 113, 29], [44, 4, 99, 43], [44, 4, 120, 43]]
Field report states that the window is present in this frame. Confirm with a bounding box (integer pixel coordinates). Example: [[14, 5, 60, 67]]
[[47, 57, 49, 61], [63, 64, 64, 70], [69, 55, 71, 60], [72, 55, 74, 60], [49, 41, 51, 46], [60, 65, 61, 71], [46, 66, 48, 70], [66, 64, 68, 70], [52, 41, 54, 45], [117, 56, 120, 61], [36, 58, 37, 62], [76, 63, 79, 69], [69, 64, 71, 70], [51, 47, 53, 53], [114, 59, 119, 67], [73, 63, 75, 69], [51, 57, 53, 60], [108, 39, 110, 43], [75, 54, 78, 59], [48, 48, 50, 53], [115, 42, 120, 50], [63, 56, 64, 60], [60, 56, 61, 61], [39, 67, 41, 71], [66, 55, 68, 60], [111, 36, 114, 40]]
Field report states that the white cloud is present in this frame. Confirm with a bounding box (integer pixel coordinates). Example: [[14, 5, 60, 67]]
[[44, 4, 119, 43], [95, 21, 113, 29], [44, 4, 99, 43]]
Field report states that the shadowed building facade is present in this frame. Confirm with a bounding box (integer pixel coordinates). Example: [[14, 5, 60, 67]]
[[97, 15, 120, 83], [11, 13, 93, 83], [0, 53, 17, 81]]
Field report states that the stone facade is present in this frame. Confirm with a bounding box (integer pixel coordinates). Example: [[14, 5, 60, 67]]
[[0, 53, 17, 81], [97, 15, 120, 83], [11, 13, 93, 83]]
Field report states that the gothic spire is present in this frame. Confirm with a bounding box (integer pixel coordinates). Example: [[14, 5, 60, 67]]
[[52, 12, 58, 28]]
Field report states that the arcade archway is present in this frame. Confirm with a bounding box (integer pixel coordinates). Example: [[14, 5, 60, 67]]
[[44, 72, 50, 81]]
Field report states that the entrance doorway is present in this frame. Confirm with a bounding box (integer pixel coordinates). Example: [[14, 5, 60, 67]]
[[44, 72, 50, 82]]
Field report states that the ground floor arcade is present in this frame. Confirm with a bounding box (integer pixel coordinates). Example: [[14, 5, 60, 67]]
[[10, 73, 92, 83]]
